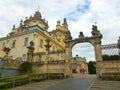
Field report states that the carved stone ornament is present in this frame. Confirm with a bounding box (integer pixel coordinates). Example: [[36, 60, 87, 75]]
[[65, 30, 72, 41], [27, 41, 35, 62], [91, 25, 102, 39], [3, 47, 11, 55], [79, 31, 84, 38], [44, 39, 51, 51]]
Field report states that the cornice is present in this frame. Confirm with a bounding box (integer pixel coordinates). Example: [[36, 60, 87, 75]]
[[0, 30, 65, 50]]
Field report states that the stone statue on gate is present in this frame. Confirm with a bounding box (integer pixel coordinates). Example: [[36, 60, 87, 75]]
[[91, 25, 102, 39]]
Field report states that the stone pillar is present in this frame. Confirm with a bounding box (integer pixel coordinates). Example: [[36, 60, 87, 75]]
[[65, 48, 71, 62], [94, 41, 103, 77], [65, 46, 72, 77], [44, 51, 49, 73], [27, 41, 34, 62], [44, 39, 51, 73], [94, 42, 102, 62]]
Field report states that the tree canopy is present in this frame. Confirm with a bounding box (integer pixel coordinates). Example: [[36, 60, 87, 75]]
[[88, 61, 96, 74]]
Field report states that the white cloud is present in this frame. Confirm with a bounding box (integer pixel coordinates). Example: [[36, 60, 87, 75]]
[[0, 0, 120, 61]]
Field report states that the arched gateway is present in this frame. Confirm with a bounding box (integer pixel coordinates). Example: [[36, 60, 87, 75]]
[[64, 25, 103, 77]]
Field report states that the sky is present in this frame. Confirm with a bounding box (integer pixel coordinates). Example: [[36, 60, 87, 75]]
[[0, 0, 120, 61]]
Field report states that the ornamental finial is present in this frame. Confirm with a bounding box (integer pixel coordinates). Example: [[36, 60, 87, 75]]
[[95, 22, 97, 25], [37, 5, 40, 12]]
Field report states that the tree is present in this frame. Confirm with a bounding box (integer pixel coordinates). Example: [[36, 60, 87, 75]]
[[88, 61, 96, 74], [20, 61, 33, 73]]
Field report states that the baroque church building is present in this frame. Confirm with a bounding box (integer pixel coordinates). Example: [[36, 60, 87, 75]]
[[0, 10, 67, 61], [0, 10, 88, 74]]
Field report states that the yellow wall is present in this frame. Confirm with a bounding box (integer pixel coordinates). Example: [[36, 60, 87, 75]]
[[0, 31, 36, 59], [0, 10, 66, 62], [0, 30, 65, 61]]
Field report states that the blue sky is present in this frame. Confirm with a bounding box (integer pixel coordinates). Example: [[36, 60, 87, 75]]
[[0, 0, 120, 61], [66, 1, 90, 22]]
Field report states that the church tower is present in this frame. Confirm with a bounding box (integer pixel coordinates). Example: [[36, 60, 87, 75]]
[[9, 9, 49, 36]]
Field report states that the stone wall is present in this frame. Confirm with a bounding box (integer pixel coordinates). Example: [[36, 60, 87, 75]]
[[3, 57, 23, 70], [101, 60, 120, 73], [32, 64, 65, 74]]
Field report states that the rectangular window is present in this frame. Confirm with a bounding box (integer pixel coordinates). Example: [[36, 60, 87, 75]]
[[40, 39, 43, 47], [11, 40, 16, 48], [22, 54, 26, 61], [24, 37, 28, 46], [2, 42, 6, 49]]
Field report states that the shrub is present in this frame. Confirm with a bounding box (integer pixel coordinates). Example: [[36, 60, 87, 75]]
[[0, 73, 65, 89], [100, 73, 120, 81], [47, 73, 65, 79], [0, 82, 13, 89], [14, 79, 29, 87], [20, 61, 33, 73], [32, 76, 43, 82], [103, 54, 119, 61]]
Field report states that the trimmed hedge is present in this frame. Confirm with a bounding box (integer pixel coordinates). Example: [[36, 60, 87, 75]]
[[103, 55, 120, 61], [100, 76, 120, 81], [47, 73, 65, 79], [14, 79, 29, 87], [0, 73, 65, 89], [100, 73, 120, 81], [0, 82, 13, 89]]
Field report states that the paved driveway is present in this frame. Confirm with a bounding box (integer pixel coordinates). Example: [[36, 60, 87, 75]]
[[42, 78, 95, 90], [7, 74, 96, 90]]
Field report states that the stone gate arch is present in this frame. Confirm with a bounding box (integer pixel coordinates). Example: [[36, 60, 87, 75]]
[[64, 25, 103, 77]]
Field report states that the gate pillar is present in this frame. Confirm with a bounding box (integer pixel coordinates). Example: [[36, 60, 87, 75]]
[[64, 30, 73, 77], [94, 40, 103, 77], [65, 47, 72, 77]]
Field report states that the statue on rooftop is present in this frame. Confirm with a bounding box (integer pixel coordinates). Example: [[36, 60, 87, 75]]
[[62, 18, 68, 27]]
